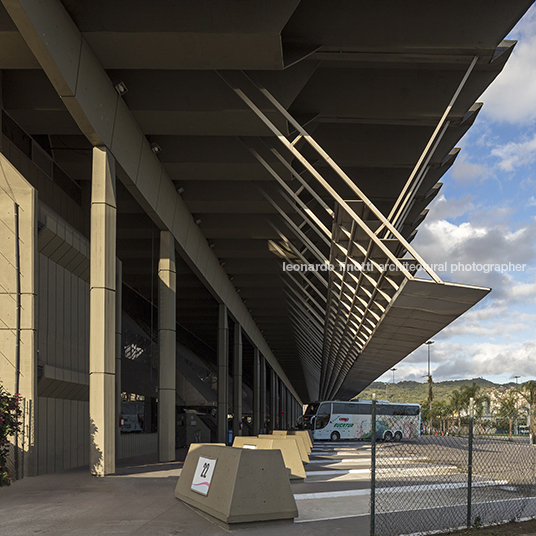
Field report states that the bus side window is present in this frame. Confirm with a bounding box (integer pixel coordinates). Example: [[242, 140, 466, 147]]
[[378, 405, 394, 416], [332, 403, 346, 414], [358, 404, 371, 415], [346, 403, 359, 414]]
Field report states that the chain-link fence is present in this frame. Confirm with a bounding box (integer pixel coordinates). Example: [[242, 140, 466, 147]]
[[371, 400, 536, 535]]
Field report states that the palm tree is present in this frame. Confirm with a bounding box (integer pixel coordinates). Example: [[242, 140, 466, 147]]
[[497, 390, 519, 439], [432, 400, 449, 435], [449, 389, 464, 435], [518, 380, 536, 444], [460, 382, 490, 435]]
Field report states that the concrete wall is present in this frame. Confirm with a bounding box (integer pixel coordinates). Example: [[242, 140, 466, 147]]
[[1, 134, 85, 234], [35, 205, 91, 474], [36, 397, 88, 474], [0, 153, 38, 476], [37, 250, 89, 374], [118, 432, 157, 460]]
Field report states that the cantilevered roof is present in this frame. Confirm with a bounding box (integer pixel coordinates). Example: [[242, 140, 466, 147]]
[[0, 0, 532, 402]]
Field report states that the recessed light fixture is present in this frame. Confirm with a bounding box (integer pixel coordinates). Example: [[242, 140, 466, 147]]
[[113, 80, 128, 96], [150, 142, 162, 154]]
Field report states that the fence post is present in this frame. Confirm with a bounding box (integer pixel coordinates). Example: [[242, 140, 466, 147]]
[[370, 393, 377, 536], [467, 397, 474, 528]]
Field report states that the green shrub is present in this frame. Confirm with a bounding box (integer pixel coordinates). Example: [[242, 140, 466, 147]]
[[0, 385, 21, 486]]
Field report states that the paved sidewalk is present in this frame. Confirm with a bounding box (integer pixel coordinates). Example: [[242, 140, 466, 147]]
[[0, 451, 370, 536]]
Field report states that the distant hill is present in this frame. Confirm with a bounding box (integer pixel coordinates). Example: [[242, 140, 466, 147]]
[[356, 378, 516, 405]]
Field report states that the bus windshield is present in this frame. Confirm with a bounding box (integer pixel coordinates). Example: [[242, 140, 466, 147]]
[[302, 402, 320, 427]]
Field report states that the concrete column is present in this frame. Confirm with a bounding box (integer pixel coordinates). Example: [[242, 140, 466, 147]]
[[259, 354, 266, 433], [0, 71, 3, 153], [252, 348, 261, 435], [270, 369, 276, 433], [158, 231, 176, 462], [288, 392, 293, 429], [282, 384, 287, 429], [115, 260, 122, 458], [233, 323, 243, 438], [217, 304, 229, 443], [89, 146, 116, 476]]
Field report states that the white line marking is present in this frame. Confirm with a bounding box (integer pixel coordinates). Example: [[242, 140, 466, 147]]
[[294, 513, 367, 523], [294, 493, 536, 524], [306, 469, 369, 476], [295, 489, 369, 500], [308, 458, 370, 464], [378, 479, 508, 494], [294, 479, 507, 500]]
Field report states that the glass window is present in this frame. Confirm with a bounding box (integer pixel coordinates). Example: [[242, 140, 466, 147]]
[[357, 403, 371, 415], [405, 406, 420, 416], [346, 403, 360, 415], [314, 403, 331, 430], [332, 402, 347, 414], [304, 402, 320, 416], [378, 404, 394, 416]]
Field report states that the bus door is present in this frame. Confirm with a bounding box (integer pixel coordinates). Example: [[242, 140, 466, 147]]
[[313, 402, 332, 440]]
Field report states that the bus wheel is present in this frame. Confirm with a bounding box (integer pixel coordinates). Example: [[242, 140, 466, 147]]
[[384, 431, 393, 442], [394, 431, 402, 442], [330, 431, 340, 442]]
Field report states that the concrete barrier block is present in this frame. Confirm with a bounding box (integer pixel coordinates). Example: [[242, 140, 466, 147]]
[[262, 434, 309, 465], [272, 430, 312, 452], [175, 445, 297, 529], [233, 436, 306, 480], [290, 430, 313, 453], [187, 443, 225, 455]]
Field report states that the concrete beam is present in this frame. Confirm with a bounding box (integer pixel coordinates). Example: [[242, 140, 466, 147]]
[[2, 0, 302, 405]]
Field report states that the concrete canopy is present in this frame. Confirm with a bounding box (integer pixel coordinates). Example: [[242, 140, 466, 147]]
[[0, 0, 531, 403]]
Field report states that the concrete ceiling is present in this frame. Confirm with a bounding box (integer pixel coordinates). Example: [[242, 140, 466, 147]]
[[0, 0, 532, 402]]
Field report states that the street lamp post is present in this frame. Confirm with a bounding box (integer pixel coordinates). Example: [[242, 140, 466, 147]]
[[390, 368, 397, 400], [426, 341, 434, 435]]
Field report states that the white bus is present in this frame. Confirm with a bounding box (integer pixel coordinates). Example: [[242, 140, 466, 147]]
[[303, 400, 421, 442]]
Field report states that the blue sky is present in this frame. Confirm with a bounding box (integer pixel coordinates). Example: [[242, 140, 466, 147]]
[[378, 6, 536, 386]]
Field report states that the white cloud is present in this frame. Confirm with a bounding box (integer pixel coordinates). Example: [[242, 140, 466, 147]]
[[391, 340, 536, 383], [450, 154, 490, 185], [414, 202, 536, 286], [491, 134, 536, 171], [480, 6, 536, 124], [431, 341, 536, 382], [422, 194, 476, 223]]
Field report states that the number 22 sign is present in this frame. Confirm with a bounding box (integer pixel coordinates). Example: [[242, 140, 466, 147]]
[[191, 456, 217, 496]]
